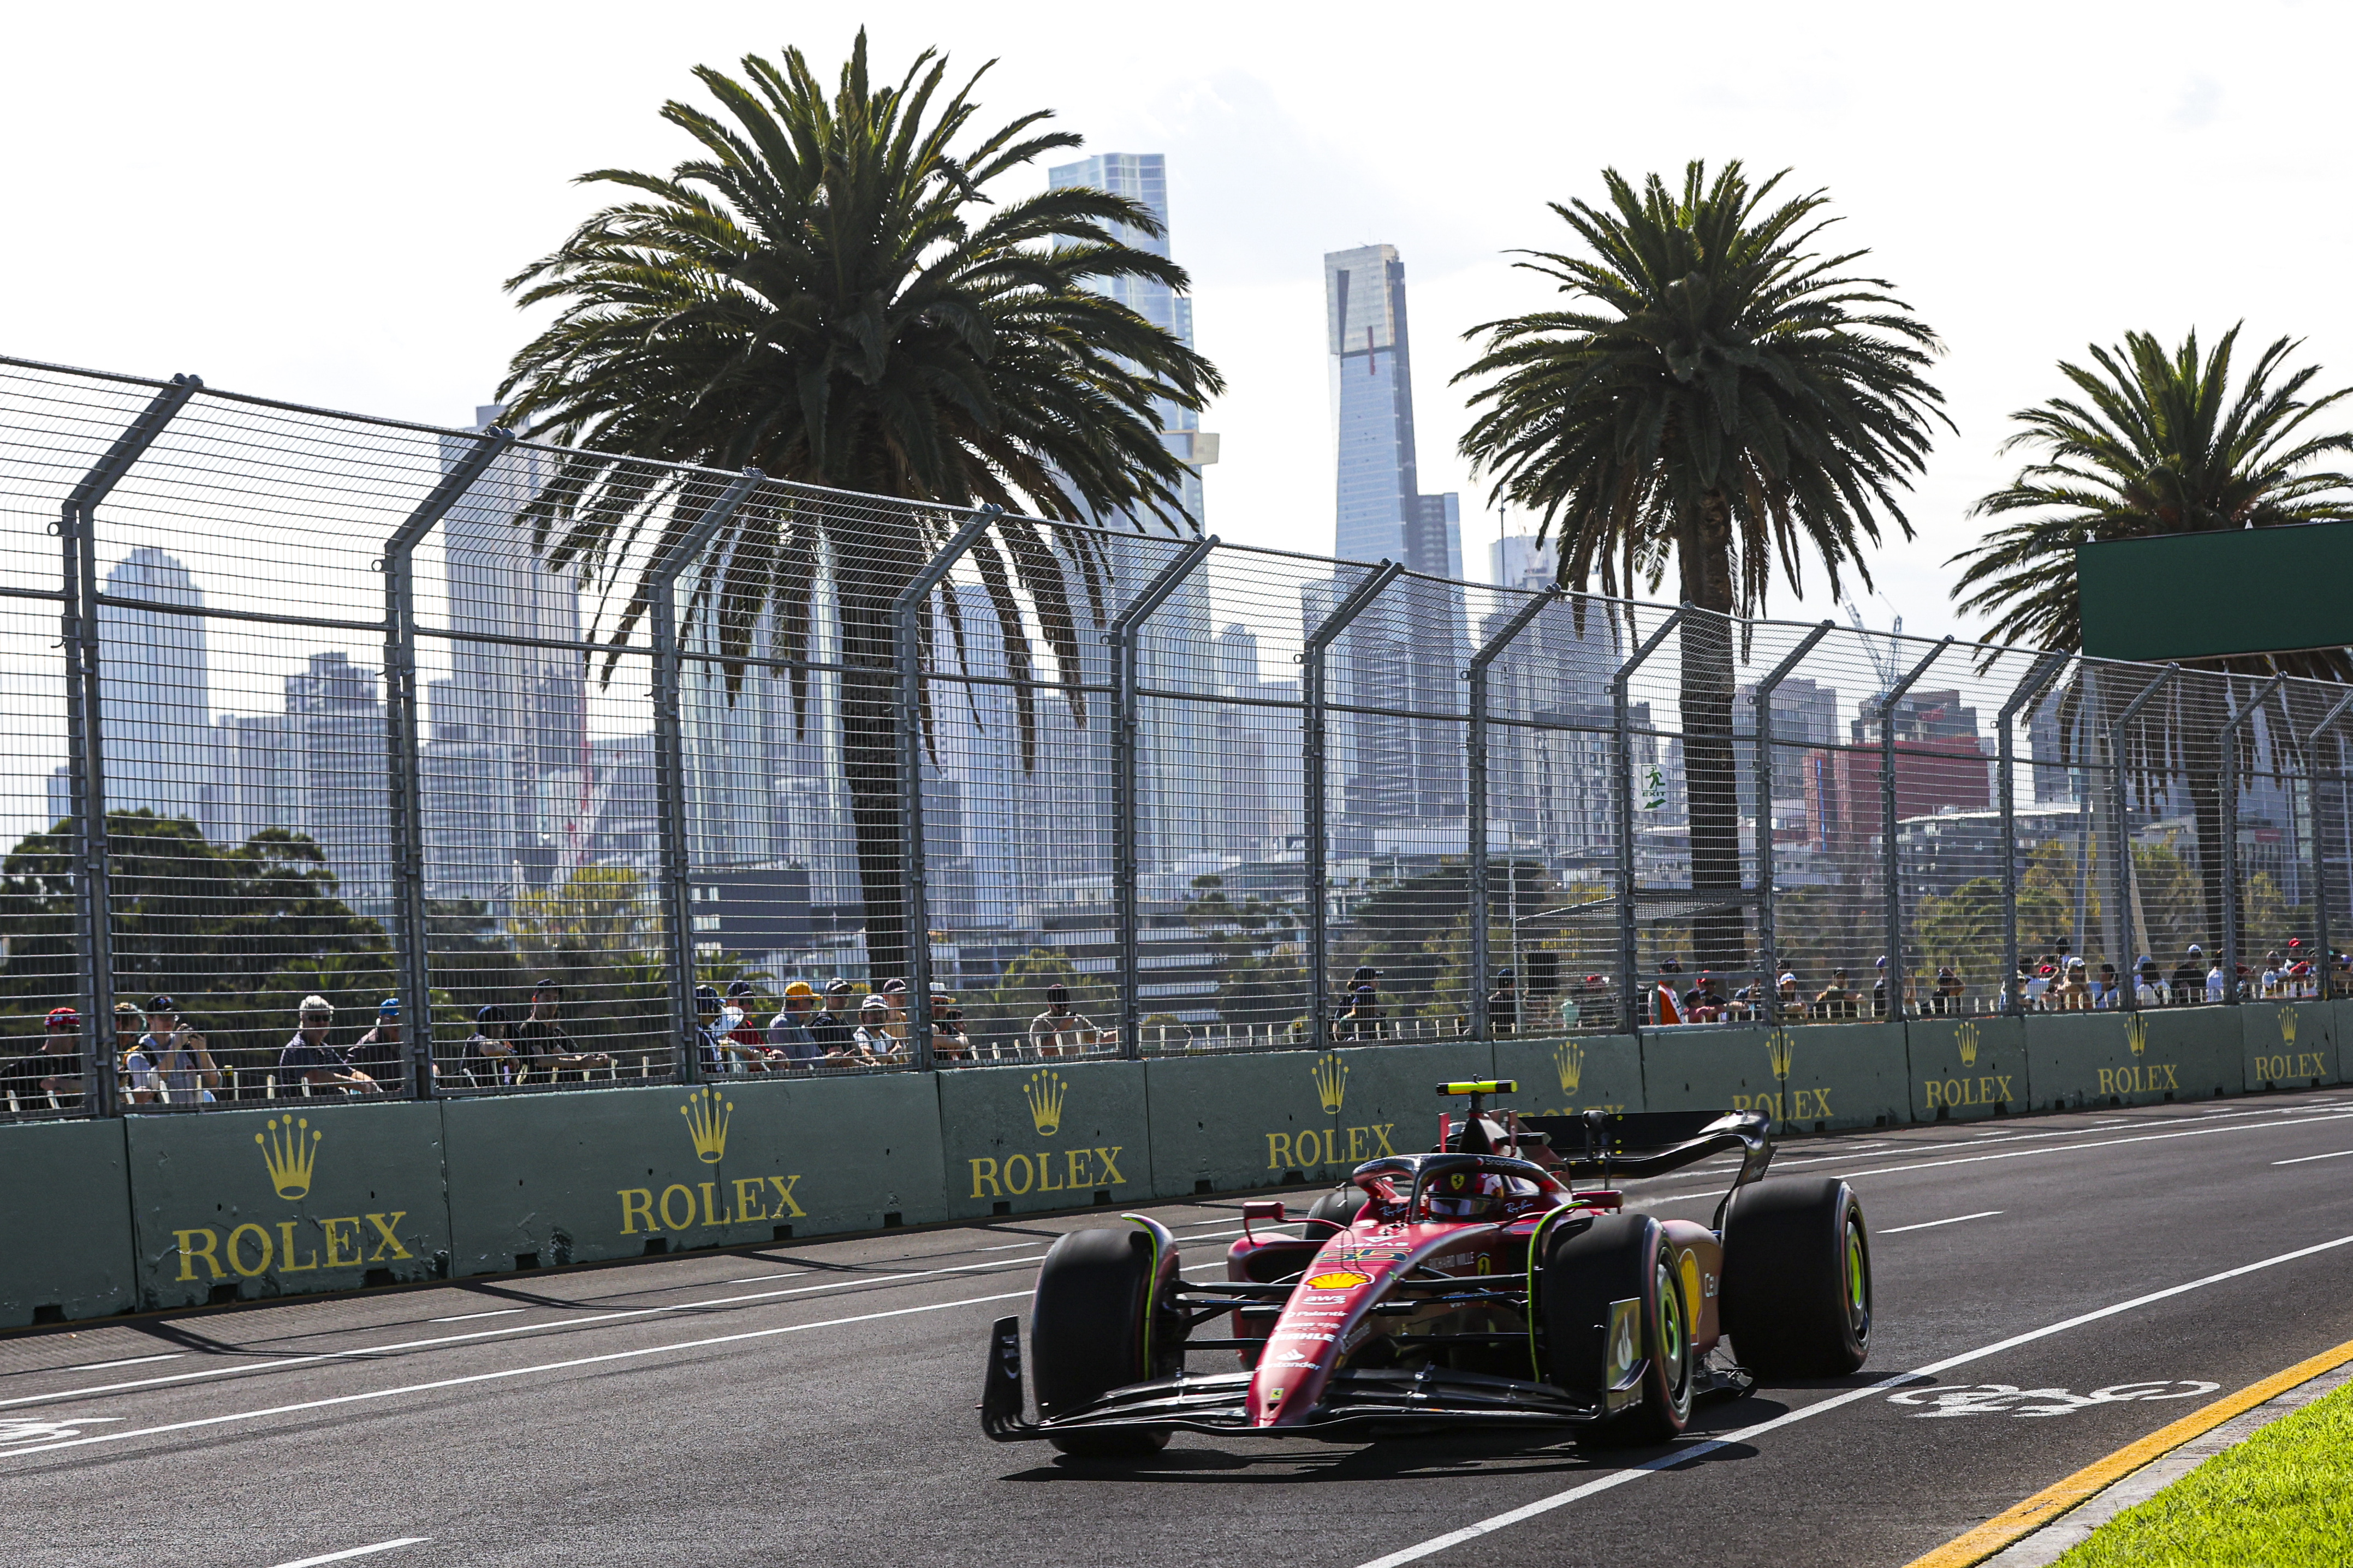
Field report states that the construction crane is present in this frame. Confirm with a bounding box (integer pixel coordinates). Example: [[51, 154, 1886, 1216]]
[[1843, 600, 1905, 693]]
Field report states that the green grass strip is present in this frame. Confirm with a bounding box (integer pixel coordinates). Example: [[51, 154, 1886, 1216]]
[[2054, 1380, 2353, 1566]]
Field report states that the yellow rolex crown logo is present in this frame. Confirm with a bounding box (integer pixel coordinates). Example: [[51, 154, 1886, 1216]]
[[1954, 1021, 1980, 1067], [2279, 1006, 2298, 1046], [255, 1116, 320, 1200], [1024, 1069, 1067, 1137], [680, 1086, 732, 1164], [1553, 1040, 1584, 1095], [1311, 1053, 1349, 1114], [1766, 1029, 1796, 1081], [2125, 1013, 2148, 1058]]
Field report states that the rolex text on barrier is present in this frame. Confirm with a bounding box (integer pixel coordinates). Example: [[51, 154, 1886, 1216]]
[[1906, 1016, 2029, 1123], [1489, 1034, 1644, 1118], [1640, 1022, 1908, 1134], [936, 1058, 1150, 1220], [0, 1120, 137, 1328], [2021, 1009, 2237, 1111], [443, 1074, 947, 1274], [128, 1101, 451, 1309], [2242, 1001, 2338, 1092]]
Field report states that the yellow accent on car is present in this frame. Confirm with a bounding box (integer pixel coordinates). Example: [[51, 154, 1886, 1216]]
[[1436, 1080, 1517, 1096]]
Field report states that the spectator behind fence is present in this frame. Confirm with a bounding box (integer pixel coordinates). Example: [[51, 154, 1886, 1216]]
[[1030, 982, 1099, 1057], [768, 982, 823, 1063], [461, 1004, 519, 1088], [931, 991, 972, 1063], [2170, 946, 2205, 1005], [1871, 956, 1890, 1019], [346, 999, 406, 1092], [1814, 969, 1856, 1020], [281, 995, 381, 1095], [1335, 982, 1381, 1042], [2134, 958, 2164, 1007], [1682, 972, 1726, 1023], [720, 979, 779, 1071], [140, 995, 220, 1104], [1776, 971, 1802, 1015], [1931, 967, 1963, 1015], [515, 980, 614, 1081], [2206, 959, 2227, 1003], [688, 986, 735, 1075], [114, 1003, 162, 1105], [2051, 957, 2091, 1010], [809, 979, 856, 1056], [854, 995, 900, 1061], [878, 979, 912, 1053], [3, 1008, 85, 1108], [1485, 968, 1519, 1037], [1652, 957, 1684, 1024]]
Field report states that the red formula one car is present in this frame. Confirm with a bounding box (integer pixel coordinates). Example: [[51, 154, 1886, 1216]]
[[982, 1081, 1870, 1456]]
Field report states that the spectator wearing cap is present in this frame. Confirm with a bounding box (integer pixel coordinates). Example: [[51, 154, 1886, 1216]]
[[347, 999, 407, 1093], [1933, 967, 1964, 1016], [809, 980, 856, 1057], [878, 979, 912, 1052], [3, 1008, 85, 1110], [460, 1004, 518, 1088], [1484, 967, 1519, 1038], [2261, 950, 2284, 997], [1029, 982, 1097, 1058], [768, 982, 823, 1063], [515, 980, 615, 1081], [1774, 970, 1802, 1017], [1681, 972, 1726, 1023], [2170, 946, 2206, 1006], [112, 1003, 163, 1106], [1652, 957, 1684, 1025], [717, 979, 777, 1072], [2134, 957, 2164, 1007], [930, 988, 972, 1064], [140, 995, 221, 1104], [689, 985, 735, 1075], [1333, 982, 1381, 1044], [853, 995, 900, 1062], [1870, 956, 1890, 1019], [2051, 957, 2091, 1011], [281, 996, 381, 1095], [1813, 968, 1856, 1020]]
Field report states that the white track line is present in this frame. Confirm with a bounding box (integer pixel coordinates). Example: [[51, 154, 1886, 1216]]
[[270, 1540, 428, 1567], [1352, 1229, 2353, 1568], [427, 1309, 523, 1323], [1879, 1210, 2001, 1234], [61, 1354, 182, 1373], [2275, 1149, 2353, 1166]]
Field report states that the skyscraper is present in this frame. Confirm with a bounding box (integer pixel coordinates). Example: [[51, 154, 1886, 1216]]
[[99, 546, 213, 824], [1321, 245, 1468, 832]]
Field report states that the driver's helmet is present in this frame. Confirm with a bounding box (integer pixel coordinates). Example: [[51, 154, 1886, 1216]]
[[1424, 1167, 1508, 1219]]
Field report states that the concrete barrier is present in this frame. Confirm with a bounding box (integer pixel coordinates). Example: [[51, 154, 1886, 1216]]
[[1905, 1016, 2028, 1123], [442, 1072, 947, 1275], [936, 1059, 1150, 1221], [1641, 1022, 1908, 1133], [2242, 1001, 2336, 1092], [127, 1099, 451, 1311], [1491, 1034, 1644, 1117], [2023, 1008, 2237, 1111], [0, 1119, 134, 1328]]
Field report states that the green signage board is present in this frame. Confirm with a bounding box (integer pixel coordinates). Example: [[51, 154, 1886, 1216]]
[[2076, 523, 2353, 661]]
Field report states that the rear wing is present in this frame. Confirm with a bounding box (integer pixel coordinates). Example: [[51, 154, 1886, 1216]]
[[1517, 1109, 1774, 1193]]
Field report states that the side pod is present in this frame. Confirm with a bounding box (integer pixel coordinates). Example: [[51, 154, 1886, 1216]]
[[981, 1315, 1042, 1442]]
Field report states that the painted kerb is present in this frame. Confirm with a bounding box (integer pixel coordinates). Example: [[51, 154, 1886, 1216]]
[[937, 1059, 1149, 1221], [1642, 1021, 1909, 1132], [442, 1074, 947, 1275], [2242, 1001, 2336, 1092], [127, 1100, 451, 1311], [1906, 1016, 2028, 1123], [1492, 1034, 1644, 1117], [0, 1119, 134, 1328]]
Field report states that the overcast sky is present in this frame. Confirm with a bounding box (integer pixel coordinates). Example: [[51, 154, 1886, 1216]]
[[7, 1, 2347, 640]]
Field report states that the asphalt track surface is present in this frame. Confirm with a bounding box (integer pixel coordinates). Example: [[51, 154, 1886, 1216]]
[[7, 1088, 2353, 1567]]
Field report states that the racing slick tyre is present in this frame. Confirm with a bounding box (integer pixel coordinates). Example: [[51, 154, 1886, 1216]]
[[1307, 1186, 1366, 1230], [1030, 1227, 1178, 1457], [1719, 1178, 1870, 1378], [1541, 1213, 1692, 1446]]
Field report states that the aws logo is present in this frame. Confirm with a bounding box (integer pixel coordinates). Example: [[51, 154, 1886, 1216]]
[[618, 1089, 805, 1237], [968, 1070, 1126, 1201], [172, 1116, 417, 1284]]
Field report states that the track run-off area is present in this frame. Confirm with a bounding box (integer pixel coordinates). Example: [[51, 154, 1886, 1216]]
[[4, 1088, 2352, 1567]]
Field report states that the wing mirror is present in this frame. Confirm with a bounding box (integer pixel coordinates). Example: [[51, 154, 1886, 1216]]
[[1240, 1200, 1285, 1241]]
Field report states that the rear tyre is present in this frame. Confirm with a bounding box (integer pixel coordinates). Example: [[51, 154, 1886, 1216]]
[[1719, 1178, 1870, 1378], [1308, 1186, 1366, 1230], [1030, 1227, 1176, 1456], [1541, 1213, 1692, 1446]]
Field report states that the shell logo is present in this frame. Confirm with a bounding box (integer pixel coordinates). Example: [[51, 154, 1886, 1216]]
[[1305, 1270, 1372, 1291]]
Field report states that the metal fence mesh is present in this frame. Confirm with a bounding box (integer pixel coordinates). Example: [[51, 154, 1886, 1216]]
[[5, 353, 2350, 1121]]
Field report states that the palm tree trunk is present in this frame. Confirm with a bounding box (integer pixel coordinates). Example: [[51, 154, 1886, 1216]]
[[1680, 494, 1745, 973]]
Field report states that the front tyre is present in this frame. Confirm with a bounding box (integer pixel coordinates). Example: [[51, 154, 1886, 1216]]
[[1308, 1186, 1367, 1230], [1030, 1227, 1177, 1456], [1541, 1213, 1693, 1446], [1719, 1178, 1871, 1378]]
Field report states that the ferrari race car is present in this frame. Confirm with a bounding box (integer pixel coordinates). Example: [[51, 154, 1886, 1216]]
[[981, 1081, 1870, 1456]]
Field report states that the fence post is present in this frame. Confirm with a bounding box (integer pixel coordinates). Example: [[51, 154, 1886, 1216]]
[[1875, 637, 1953, 1022], [60, 374, 201, 1118], [1997, 652, 2071, 1016], [2110, 665, 2178, 1010], [1301, 561, 1403, 1046], [650, 468, 766, 1080], [1611, 606, 1686, 1036], [1465, 586, 1560, 1039], [2218, 674, 2285, 1006], [1108, 535, 1218, 1059], [1752, 622, 1835, 1024], [892, 507, 1002, 1069], [381, 426, 513, 1099], [2303, 690, 2353, 1002]]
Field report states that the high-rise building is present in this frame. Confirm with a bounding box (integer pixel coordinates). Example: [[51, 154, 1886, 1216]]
[[1492, 534, 1558, 591], [100, 546, 214, 825]]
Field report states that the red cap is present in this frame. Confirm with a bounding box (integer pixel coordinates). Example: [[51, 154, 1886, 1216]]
[[45, 1007, 78, 1029]]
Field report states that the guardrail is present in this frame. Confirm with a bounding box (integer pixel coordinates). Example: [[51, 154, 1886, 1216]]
[[3, 1005, 2338, 1328]]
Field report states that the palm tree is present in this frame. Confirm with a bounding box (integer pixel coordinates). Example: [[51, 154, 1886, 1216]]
[[1457, 160, 1946, 972], [494, 33, 1220, 982], [1951, 326, 2353, 952]]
